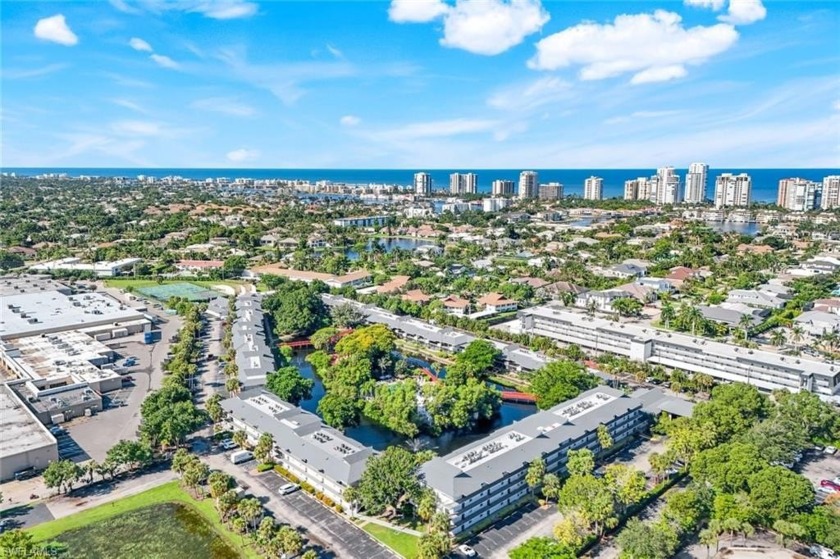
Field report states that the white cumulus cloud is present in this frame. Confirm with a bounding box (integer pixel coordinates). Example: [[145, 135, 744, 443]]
[[129, 37, 153, 52], [34, 14, 78, 46], [150, 54, 180, 69], [192, 1, 258, 20], [340, 115, 361, 127], [685, 0, 766, 25], [720, 0, 766, 25], [389, 0, 549, 56], [226, 148, 260, 163], [529, 10, 739, 84], [389, 0, 449, 22], [684, 0, 726, 9]]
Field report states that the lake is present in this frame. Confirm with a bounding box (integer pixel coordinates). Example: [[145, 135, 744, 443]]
[[343, 237, 435, 261], [53, 503, 239, 559], [291, 351, 536, 455]]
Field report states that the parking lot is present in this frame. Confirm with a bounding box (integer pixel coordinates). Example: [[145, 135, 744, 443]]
[[605, 436, 667, 479], [797, 450, 840, 503], [256, 469, 397, 559], [62, 302, 182, 462], [466, 501, 555, 558]]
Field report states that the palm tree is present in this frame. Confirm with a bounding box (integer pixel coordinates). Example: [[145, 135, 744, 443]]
[[225, 377, 241, 396], [660, 301, 676, 328], [232, 429, 248, 450], [738, 314, 753, 340], [770, 329, 786, 347], [700, 526, 720, 559], [238, 497, 263, 532], [790, 325, 805, 352]]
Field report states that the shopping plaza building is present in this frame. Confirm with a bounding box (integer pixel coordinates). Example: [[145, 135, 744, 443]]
[[518, 305, 840, 398]]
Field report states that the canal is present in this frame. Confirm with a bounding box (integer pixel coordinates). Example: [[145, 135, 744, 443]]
[[290, 350, 536, 455], [343, 237, 436, 261]]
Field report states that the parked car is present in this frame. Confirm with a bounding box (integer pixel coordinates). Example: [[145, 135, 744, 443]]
[[824, 446, 837, 455], [820, 479, 840, 492], [13, 468, 37, 481], [230, 450, 253, 464], [219, 439, 237, 450], [278, 483, 300, 495], [811, 544, 840, 559], [458, 544, 477, 557]]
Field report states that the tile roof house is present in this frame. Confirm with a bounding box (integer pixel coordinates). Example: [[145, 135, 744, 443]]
[[442, 296, 470, 316], [510, 277, 549, 289], [402, 290, 432, 305], [377, 275, 411, 295], [476, 293, 518, 313]]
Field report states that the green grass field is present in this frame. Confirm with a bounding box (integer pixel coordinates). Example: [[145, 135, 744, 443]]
[[104, 278, 246, 291], [27, 481, 259, 559], [362, 522, 420, 559]]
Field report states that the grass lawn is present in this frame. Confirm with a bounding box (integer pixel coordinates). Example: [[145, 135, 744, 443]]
[[362, 522, 420, 559], [104, 278, 246, 291], [27, 481, 259, 559]]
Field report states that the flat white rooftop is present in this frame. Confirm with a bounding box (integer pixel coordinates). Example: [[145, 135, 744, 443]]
[[1, 290, 146, 339], [0, 385, 55, 457], [0, 276, 71, 297], [1, 330, 119, 386], [247, 393, 292, 416], [554, 392, 617, 421], [448, 430, 532, 472]]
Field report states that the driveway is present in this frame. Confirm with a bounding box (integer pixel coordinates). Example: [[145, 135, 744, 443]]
[[201, 449, 396, 559], [259, 471, 397, 559], [464, 501, 557, 558]]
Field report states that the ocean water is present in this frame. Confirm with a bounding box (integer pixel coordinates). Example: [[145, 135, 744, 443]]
[[4, 167, 838, 203]]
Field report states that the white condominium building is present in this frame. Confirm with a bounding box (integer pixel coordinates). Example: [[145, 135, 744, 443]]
[[821, 176, 840, 209], [684, 163, 708, 204], [518, 171, 539, 199], [221, 390, 373, 507], [714, 173, 752, 208], [584, 176, 604, 200], [656, 167, 682, 205], [518, 306, 840, 399], [414, 172, 432, 196], [491, 179, 514, 197], [421, 387, 649, 535], [449, 173, 478, 195], [778, 178, 822, 211], [538, 182, 563, 200], [624, 177, 651, 201]]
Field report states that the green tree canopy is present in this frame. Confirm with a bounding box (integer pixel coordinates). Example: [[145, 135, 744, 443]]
[[265, 366, 314, 405], [509, 537, 576, 559], [747, 466, 814, 523], [528, 360, 598, 410], [355, 447, 425, 516]]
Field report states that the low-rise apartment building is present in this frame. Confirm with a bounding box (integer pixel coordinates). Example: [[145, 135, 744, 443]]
[[220, 390, 373, 506], [332, 215, 390, 228], [420, 387, 650, 535], [518, 306, 840, 398], [232, 295, 275, 389]]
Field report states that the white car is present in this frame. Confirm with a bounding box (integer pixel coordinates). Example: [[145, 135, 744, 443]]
[[219, 439, 237, 450], [278, 483, 300, 495], [824, 446, 837, 455], [458, 544, 477, 557]]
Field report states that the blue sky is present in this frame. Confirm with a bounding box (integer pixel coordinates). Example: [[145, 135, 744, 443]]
[[1, 0, 838, 168]]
